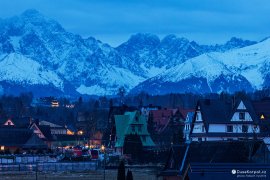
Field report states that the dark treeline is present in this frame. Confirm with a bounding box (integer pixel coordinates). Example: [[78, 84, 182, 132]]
[[123, 88, 270, 108], [0, 89, 269, 129]]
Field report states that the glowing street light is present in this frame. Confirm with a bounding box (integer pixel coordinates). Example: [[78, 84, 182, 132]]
[[101, 145, 105, 152], [100, 145, 106, 180]]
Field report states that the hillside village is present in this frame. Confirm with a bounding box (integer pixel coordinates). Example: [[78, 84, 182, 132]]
[[0, 91, 270, 179]]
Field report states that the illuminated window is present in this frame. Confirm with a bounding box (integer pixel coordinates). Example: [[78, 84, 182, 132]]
[[260, 114, 265, 120], [67, 129, 74, 135], [0, 146, 4, 151]]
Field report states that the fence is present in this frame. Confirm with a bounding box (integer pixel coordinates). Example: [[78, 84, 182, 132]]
[[0, 161, 99, 172], [0, 155, 58, 164]]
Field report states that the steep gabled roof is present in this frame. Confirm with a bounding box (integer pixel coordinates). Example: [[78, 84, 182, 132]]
[[229, 99, 259, 124], [30, 123, 53, 141], [0, 117, 31, 128], [196, 99, 258, 125], [149, 109, 175, 133], [0, 127, 33, 146], [198, 99, 232, 124], [114, 114, 130, 147], [114, 111, 155, 148], [39, 120, 62, 128], [161, 141, 266, 177], [161, 145, 187, 176], [23, 133, 48, 149], [38, 125, 53, 141]]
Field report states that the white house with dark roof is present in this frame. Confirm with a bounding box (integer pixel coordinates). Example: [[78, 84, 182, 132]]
[[183, 112, 194, 143], [190, 99, 261, 142]]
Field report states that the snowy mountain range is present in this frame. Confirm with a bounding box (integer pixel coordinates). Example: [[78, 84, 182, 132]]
[[131, 38, 270, 94], [0, 9, 268, 97]]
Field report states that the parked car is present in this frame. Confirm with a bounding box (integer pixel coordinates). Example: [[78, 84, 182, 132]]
[[90, 149, 100, 160]]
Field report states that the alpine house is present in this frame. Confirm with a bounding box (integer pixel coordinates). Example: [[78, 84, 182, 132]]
[[190, 99, 261, 142], [114, 111, 155, 154]]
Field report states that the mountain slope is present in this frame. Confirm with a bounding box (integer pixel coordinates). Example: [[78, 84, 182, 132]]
[[116, 34, 256, 78], [0, 9, 145, 96], [130, 38, 270, 95], [0, 53, 73, 96]]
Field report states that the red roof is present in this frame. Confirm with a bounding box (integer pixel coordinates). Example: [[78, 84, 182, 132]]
[[150, 109, 173, 126], [179, 109, 195, 119]]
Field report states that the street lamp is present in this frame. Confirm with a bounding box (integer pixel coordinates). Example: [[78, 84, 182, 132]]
[[101, 145, 105, 152], [100, 145, 106, 180]]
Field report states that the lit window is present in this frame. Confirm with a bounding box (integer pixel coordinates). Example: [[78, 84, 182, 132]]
[[260, 114, 265, 120], [0, 146, 4, 151]]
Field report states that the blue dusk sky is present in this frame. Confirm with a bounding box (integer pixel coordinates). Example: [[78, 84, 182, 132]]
[[0, 0, 269, 46]]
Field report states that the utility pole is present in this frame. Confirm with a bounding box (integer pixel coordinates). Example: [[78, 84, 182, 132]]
[[101, 145, 106, 180], [35, 160, 38, 180]]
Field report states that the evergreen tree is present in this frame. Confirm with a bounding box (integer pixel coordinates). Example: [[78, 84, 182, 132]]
[[117, 160, 126, 180], [126, 169, 133, 180], [147, 112, 155, 136], [109, 98, 113, 107], [94, 100, 100, 109], [78, 96, 83, 106], [118, 87, 126, 104]]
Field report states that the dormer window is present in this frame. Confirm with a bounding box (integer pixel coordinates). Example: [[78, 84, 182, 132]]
[[239, 112, 245, 120], [260, 114, 265, 120], [4, 119, 14, 126]]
